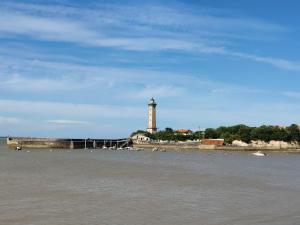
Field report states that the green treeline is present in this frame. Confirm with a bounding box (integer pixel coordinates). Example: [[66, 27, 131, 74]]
[[131, 124, 300, 143], [205, 124, 300, 143], [131, 128, 203, 142]]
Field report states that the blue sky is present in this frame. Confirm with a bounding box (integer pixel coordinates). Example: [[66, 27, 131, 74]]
[[0, 0, 300, 138]]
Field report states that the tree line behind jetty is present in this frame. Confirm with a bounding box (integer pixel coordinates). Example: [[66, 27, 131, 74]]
[[131, 124, 300, 144]]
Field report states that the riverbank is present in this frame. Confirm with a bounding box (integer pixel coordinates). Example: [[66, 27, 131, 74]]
[[5, 137, 300, 153], [133, 142, 300, 153]]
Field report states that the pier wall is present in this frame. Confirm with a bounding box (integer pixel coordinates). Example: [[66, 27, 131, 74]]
[[7, 137, 71, 149], [7, 137, 132, 149]]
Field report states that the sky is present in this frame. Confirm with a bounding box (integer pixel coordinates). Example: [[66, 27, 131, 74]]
[[0, 0, 300, 138]]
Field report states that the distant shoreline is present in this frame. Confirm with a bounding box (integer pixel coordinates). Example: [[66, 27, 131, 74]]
[[5, 136, 300, 153], [133, 143, 300, 153]]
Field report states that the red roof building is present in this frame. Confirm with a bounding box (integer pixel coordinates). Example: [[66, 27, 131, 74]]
[[175, 129, 192, 134], [201, 139, 224, 146]]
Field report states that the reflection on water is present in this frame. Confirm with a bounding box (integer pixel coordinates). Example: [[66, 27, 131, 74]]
[[1, 143, 300, 225]]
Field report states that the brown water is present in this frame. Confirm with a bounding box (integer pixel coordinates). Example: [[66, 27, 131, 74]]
[[1, 144, 300, 225]]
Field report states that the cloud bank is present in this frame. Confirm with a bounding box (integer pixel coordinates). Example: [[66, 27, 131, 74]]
[[0, 1, 298, 71]]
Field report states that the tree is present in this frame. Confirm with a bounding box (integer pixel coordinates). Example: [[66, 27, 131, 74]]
[[216, 126, 229, 137], [270, 127, 288, 141], [251, 125, 276, 142], [237, 125, 252, 143], [286, 124, 300, 142], [164, 127, 174, 133], [220, 132, 232, 143], [204, 128, 218, 139], [193, 131, 204, 140]]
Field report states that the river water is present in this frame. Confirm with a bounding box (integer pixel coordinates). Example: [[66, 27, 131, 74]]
[[0, 143, 300, 225]]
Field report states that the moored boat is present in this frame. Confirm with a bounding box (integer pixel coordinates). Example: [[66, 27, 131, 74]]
[[252, 151, 267, 156]]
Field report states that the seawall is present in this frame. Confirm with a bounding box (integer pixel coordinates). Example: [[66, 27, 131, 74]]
[[7, 137, 132, 149], [133, 142, 300, 152], [7, 137, 72, 149]]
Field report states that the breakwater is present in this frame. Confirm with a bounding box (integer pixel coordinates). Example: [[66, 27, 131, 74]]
[[7, 137, 132, 149]]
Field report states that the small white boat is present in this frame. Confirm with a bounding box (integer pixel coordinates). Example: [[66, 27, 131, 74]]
[[252, 151, 267, 157], [16, 146, 22, 151]]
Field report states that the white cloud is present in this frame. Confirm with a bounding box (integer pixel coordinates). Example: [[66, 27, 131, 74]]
[[46, 119, 90, 125], [0, 11, 222, 53], [0, 116, 20, 125], [0, 74, 89, 91], [0, 99, 144, 118], [126, 85, 185, 98], [283, 91, 300, 98], [0, 12, 98, 44], [0, 56, 265, 98], [227, 51, 300, 71], [1, 1, 285, 34], [0, 1, 297, 72]]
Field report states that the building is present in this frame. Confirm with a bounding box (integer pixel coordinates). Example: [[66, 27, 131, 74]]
[[147, 97, 157, 134], [201, 139, 224, 146], [131, 133, 151, 142], [175, 129, 193, 135]]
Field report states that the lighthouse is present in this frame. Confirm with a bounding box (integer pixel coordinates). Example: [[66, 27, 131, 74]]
[[147, 97, 157, 134]]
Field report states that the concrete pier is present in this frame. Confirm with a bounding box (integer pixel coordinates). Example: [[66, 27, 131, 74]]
[[7, 137, 132, 149]]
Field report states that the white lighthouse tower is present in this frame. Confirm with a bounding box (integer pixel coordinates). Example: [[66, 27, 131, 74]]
[[147, 97, 157, 134]]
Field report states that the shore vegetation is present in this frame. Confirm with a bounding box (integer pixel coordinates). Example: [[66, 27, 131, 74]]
[[205, 124, 300, 144], [131, 128, 203, 142], [131, 124, 300, 144]]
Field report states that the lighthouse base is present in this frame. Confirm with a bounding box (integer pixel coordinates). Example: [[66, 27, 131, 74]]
[[147, 128, 157, 134]]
